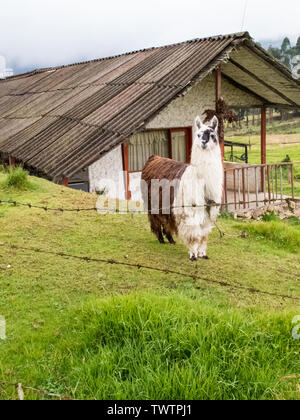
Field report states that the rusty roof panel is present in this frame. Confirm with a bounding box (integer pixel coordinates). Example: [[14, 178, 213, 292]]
[[0, 32, 299, 179], [0, 117, 41, 148], [2, 116, 58, 154], [83, 84, 150, 126], [13, 118, 78, 162]]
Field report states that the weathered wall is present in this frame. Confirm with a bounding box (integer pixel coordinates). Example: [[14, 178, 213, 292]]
[[146, 73, 262, 131], [88, 145, 125, 199], [129, 172, 143, 202]]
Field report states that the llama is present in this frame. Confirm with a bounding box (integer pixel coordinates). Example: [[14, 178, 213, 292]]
[[141, 115, 223, 261]]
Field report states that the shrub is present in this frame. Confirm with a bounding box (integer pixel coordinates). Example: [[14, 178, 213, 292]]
[[2, 166, 33, 190], [0, 164, 7, 173], [220, 210, 235, 220], [261, 211, 279, 222]]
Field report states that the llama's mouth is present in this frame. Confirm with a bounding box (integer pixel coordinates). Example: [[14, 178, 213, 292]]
[[201, 144, 208, 150]]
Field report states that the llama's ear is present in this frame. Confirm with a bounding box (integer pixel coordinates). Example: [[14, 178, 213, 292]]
[[195, 116, 203, 130], [210, 116, 219, 131]]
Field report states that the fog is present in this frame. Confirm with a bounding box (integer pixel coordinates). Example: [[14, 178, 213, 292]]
[[1, 0, 299, 73]]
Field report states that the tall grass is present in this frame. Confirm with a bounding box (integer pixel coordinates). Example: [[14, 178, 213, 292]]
[[239, 219, 300, 253], [1, 166, 34, 190], [42, 293, 299, 400]]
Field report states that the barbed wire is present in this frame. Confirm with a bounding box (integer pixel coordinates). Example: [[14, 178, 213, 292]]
[[0, 380, 74, 400], [0, 197, 297, 215], [1, 242, 299, 302]]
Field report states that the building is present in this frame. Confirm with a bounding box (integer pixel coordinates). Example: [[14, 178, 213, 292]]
[[0, 32, 299, 203]]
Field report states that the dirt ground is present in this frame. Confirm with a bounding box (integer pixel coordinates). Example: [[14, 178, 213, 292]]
[[266, 134, 300, 145]]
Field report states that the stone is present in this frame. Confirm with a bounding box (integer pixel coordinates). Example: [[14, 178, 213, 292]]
[[243, 211, 253, 220]]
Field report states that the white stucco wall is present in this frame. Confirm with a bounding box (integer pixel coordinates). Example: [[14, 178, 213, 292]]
[[129, 172, 143, 202], [146, 73, 262, 132], [88, 145, 125, 199]]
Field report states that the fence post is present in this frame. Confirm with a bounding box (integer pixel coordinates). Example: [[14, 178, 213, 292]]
[[290, 164, 295, 200]]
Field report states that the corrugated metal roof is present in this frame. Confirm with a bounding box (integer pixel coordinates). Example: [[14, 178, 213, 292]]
[[0, 31, 299, 180]]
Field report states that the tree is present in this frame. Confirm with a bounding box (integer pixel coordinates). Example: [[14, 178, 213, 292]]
[[280, 37, 292, 69]]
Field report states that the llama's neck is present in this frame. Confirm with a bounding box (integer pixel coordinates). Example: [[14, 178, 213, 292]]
[[190, 144, 223, 201], [190, 144, 222, 174]]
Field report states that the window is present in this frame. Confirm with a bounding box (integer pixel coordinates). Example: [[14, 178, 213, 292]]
[[170, 130, 187, 163], [128, 130, 169, 172], [123, 127, 192, 200], [127, 128, 192, 172]]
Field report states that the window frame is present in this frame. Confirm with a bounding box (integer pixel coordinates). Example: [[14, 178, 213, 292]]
[[122, 126, 193, 200]]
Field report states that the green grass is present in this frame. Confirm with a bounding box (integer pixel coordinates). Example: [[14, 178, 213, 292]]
[[0, 174, 299, 400], [225, 122, 300, 196], [237, 219, 300, 253], [226, 116, 300, 137], [0, 166, 36, 191]]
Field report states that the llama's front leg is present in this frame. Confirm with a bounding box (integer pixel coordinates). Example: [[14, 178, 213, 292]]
[[189, 242, 199, 262], [197, 234, 209, 259]]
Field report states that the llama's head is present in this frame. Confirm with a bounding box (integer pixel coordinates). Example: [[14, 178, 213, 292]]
[[194, 116, 219, 151]]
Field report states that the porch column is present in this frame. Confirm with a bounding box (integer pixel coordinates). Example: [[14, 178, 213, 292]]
[[261, 106, 267, 165], [62, 177, 69, 187], [215, 67, 224, 160], [8, 155, 15, 166], [260, 106, 267, 192]]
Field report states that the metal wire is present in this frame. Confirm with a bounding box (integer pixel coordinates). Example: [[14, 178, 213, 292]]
[[0, 197, 296, 215], [1, 242, 299, 302]]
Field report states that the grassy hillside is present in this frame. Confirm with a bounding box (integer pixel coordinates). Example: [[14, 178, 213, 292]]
[[0, 171, 299, 400]]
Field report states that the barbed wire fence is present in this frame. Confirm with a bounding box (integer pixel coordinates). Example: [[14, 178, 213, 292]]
[[0, 196, 298, 214], [0, 195, 299, 400], [0, 240, 299, 302], [0, 196, 299, 302]]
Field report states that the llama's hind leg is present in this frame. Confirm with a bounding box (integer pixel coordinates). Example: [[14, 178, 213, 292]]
[[163, 227, 176, 245], [149, 216, 165, 244], [197, 234, 209, 259]]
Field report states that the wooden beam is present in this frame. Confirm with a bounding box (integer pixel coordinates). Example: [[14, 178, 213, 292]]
[[222, 73, 270, 105], [216, 67, 222, 102], [244, 43, 300, 90], [62, 177, 69, 187], [8, 156, 15, 166], [229, 59, 298, 107], [122, 143, 131, 200], [261, 106, 267, 165]]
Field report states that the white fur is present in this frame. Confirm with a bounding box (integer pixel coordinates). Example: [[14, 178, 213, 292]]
[[174, 116, 223, 260]]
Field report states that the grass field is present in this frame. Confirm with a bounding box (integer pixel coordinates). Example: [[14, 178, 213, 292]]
[[225, 117, 300, 197], [0, 170, 299, 400]]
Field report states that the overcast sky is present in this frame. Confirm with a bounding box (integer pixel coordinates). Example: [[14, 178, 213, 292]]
[[1, 0, 300, 72]]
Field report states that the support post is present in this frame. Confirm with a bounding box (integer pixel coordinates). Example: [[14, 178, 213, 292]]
[[8, 156, 15, 166], [261, 106, 267, 192], [215, 67, 224, 160], [261, 106, 267, 165], [62, 177, 69, 187], [122, 143, 131, 200]]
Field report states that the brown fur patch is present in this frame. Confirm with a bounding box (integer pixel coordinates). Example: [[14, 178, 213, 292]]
[[141, 156, 188, 240]]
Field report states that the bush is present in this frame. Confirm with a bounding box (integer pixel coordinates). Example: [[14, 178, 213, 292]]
[[220, 210, 235, 220], [261, 211, 279, 222], [2, 166, 33, 190], [0, 164, 7, 173]]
